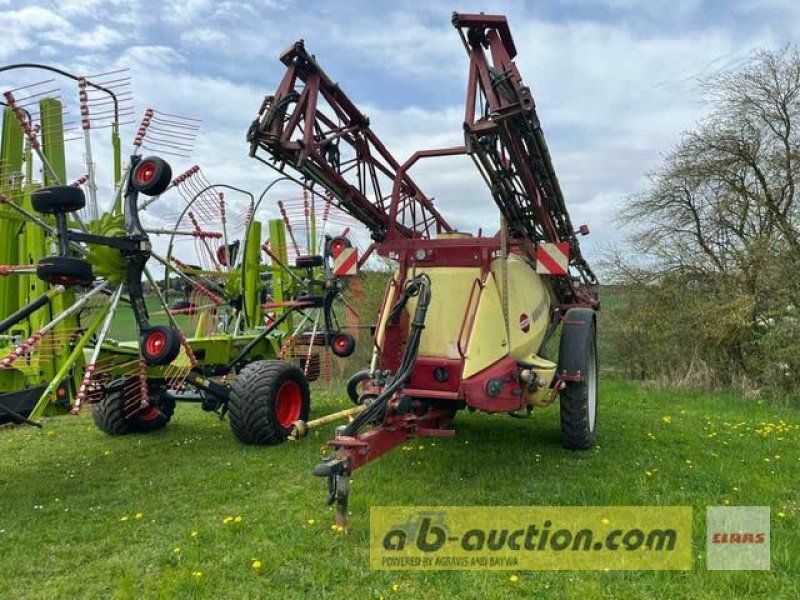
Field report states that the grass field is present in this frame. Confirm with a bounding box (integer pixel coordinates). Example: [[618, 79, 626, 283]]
[[1, 379, 797, 599]]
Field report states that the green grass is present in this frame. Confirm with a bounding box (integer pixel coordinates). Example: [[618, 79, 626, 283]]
[[0, 379, 797, 599]]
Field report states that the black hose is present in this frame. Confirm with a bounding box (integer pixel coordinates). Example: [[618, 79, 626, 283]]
[[342, 274, 430, 436]]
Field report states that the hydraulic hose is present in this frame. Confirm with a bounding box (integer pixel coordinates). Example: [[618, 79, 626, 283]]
[[342, 274, 431, 436]]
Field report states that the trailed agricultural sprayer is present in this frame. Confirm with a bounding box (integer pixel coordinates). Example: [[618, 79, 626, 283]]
[[0, 64, 363, 442], [248, 12, 599, 528]]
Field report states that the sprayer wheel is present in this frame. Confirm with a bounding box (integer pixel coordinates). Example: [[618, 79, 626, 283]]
[[558, 309, 598, 450]]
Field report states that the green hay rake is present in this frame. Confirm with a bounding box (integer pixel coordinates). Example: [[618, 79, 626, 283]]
[[0, 64, 363, 442]]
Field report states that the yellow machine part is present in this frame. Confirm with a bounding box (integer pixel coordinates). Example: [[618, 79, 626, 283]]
[[373, 256, 555, 385], [407, 266, 482, 359], [490, 255, 551, 360], [523, 355, 558, 406]]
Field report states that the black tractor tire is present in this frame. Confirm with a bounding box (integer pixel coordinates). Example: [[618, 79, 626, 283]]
[[558, 308, 598, 450], [31, 186, 86, 215], [295, 255, 323, 269], [37, 256, 94, 286], [228, 360, 311, 445], [92, 379, 175, 436], [330, 332, 356, 358], [140, 325, 182, 366], [130, 156, 172, 196]]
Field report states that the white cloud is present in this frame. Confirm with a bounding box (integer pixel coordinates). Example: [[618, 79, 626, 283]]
[[41, 24, 126, 50], [0, 6, 70, 58], [180, 27, 228, 46]]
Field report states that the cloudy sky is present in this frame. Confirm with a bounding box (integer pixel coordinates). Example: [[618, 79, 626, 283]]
[[2, 0, 799, 267]]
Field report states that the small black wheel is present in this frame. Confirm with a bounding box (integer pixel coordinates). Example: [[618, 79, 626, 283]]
[[295, 255, 323, 269], [130, 156, 172, 196], [31, 186, 86, 215], [228, 360, 311, 445], [36, 256, 94, 286], [558, 308, 598, 450], [347, 368, 371, 404], [92, 379, 175, 435], [330, 332, 356, 358], [217, 241, 240, 266], [326, 235, 352, 257], [140, 325, 181, 366]]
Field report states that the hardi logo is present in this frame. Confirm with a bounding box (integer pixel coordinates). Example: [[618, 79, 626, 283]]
[[706, 506, 770, 570], [519, 313, 530, 333]]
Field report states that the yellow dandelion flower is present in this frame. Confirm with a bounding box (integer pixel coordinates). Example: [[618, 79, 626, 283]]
[[777, 512, 786, 518], [307, 519, 316, 526], [645, 470, 653, 477], [191, 531, 199, 538], [685, 459, 692, 465], [662, 415, 672, 424], [223, 516, 234, 524], [251, 560, 262, 569], [391, 583, 400, 591], [192, 570, 203, 578], [723, 499, 730, 506], [234, 516, 243, 523], [509, 574, 519, 582], [173, 546, 181, 554], [135, 512, 143, 520], [103, 449, 111, 455], [120, 515, 129, 522]]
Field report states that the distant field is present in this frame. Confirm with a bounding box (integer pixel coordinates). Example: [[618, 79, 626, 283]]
[[108, 296, 192, 342], [1, 379, 796, 599]]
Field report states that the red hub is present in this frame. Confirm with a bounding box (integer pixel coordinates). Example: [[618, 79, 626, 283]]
[[138, 406, 162, 421], [330, 239, 346, 256], [333, 335, 349, 353], [275, 380, 302, 428], [145, 330, 167, 356], [136, 161, 157, 185]]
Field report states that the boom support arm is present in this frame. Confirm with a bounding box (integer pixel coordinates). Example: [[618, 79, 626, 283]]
[[453, 12, 597, 304], [247, 41, 452, 242]]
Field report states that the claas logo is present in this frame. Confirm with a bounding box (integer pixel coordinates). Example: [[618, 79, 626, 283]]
[[711, 531, 766, 544]]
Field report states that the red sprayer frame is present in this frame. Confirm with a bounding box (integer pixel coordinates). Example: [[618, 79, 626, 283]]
[[248, 12, 599, 526]]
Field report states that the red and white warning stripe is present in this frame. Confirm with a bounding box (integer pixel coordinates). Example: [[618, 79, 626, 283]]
[[332, 244, 358, 277], [535, 242, 570, 276]]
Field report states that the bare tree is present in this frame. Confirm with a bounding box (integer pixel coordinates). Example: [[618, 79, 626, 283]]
[[608, 45, 800, 397]]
